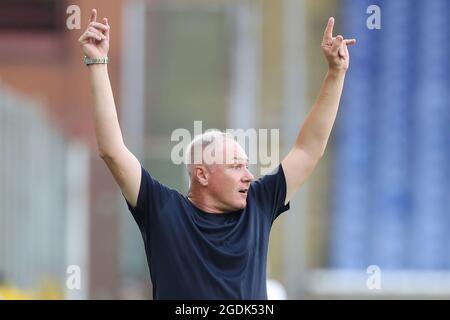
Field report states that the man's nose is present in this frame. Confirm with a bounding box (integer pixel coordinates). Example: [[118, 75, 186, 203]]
[[243, 168, 254, 182]]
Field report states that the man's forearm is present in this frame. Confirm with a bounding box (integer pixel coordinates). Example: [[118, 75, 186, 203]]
[[295, 69, 346, 159], [89, 64, 125, 157]]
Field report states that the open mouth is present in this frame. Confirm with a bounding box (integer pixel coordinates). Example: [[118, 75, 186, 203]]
[[238, 189, 248, 195]]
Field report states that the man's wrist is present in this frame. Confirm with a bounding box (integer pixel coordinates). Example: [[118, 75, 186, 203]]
[[87, 63, 108, 71], [327, 67, 346, 78]]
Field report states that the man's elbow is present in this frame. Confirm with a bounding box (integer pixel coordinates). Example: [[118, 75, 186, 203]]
[[297, 148, 321, 174], [304, 147, 324, 167], [295, 141, 325, 165], [98, 145, 128, 165], [98, 149, 114, 161]]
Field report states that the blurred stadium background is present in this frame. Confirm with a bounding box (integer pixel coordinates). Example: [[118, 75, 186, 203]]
[[0, 0, 449, 299]]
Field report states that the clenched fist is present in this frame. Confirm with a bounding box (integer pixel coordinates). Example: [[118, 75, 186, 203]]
[[321, 17, 356, 71], [78, 9, 110, 59]]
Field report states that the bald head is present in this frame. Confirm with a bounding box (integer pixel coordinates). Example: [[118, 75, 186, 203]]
[[185, 131, 248, 181]]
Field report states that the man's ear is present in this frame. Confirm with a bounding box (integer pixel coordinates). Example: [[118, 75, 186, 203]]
[[194, 166, 209, 187]]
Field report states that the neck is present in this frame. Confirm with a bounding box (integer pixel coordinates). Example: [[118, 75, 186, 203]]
[[187, 189, 225, 214]]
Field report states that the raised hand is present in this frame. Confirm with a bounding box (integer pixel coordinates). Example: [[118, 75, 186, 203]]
[[78, 9, 110, 59], [321, 17, 356, 71]]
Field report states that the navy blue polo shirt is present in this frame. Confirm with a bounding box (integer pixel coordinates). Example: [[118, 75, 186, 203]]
[[125, 164, 290, 300]]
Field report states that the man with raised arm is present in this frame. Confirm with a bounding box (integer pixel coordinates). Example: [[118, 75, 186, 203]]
[[79, 9, 355, 300]]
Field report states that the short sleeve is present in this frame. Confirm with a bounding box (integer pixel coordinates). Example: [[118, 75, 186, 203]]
[[249, 164, 290, 223], [124, 166, 173, 233]]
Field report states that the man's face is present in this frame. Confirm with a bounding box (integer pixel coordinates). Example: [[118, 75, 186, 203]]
[[206, 138, 254, 212]]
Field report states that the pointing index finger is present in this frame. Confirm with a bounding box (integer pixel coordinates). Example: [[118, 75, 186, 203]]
[[323, 17, 334, 41], [90, 9, 97, 23]]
